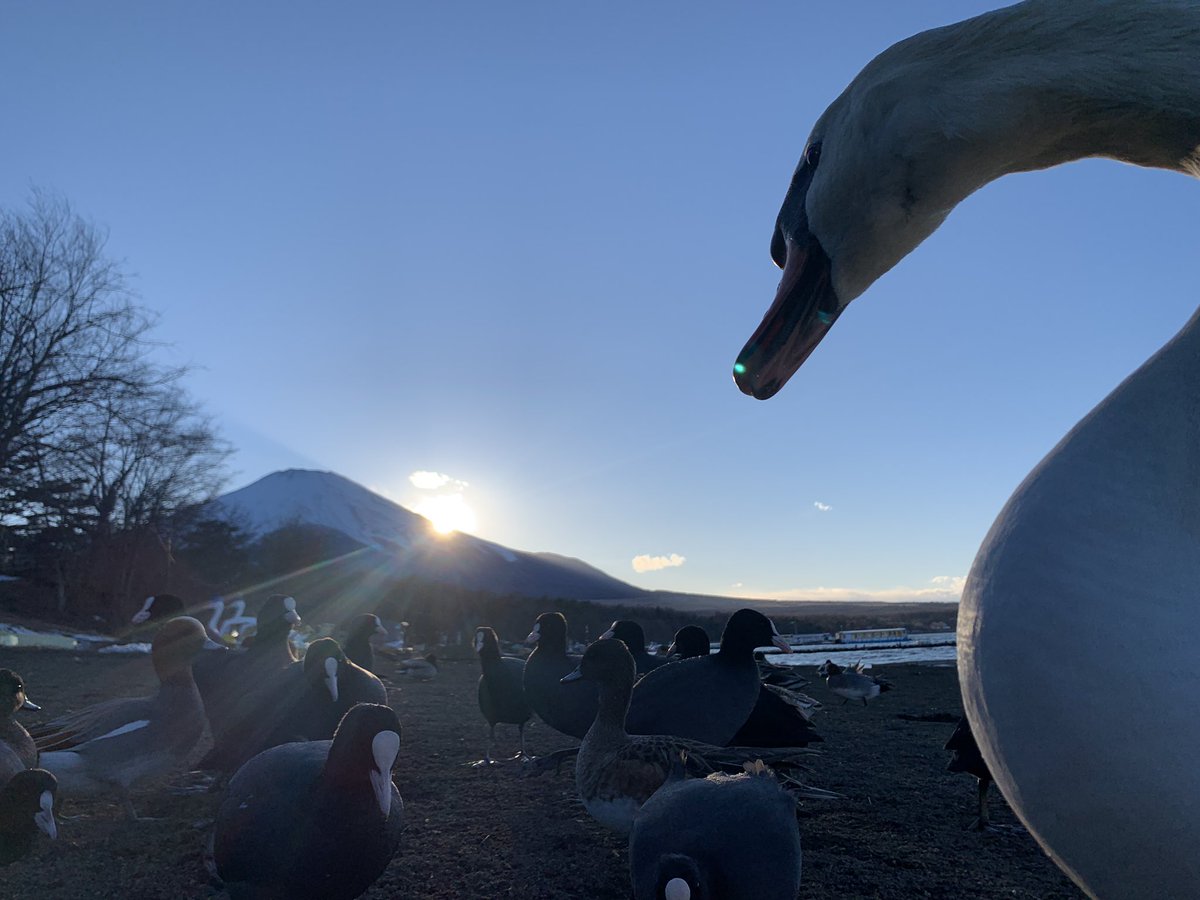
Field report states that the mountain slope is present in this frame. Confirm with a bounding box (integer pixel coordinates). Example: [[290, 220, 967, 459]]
[[203, 469, 646, 601]]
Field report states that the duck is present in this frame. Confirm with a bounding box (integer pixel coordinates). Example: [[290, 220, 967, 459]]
[[130, 592, 186, 628], [216, 639, 345, 770], [816, 661, 892, 707], [342, 613, 387, 673], [522, 612, 599, 740], [396, 653, 439, 681], [624, 608, 791, 746], [629, 759, 802, 900], [212, 638, 387, 775], [727, 682, 823, 748], [198, 594, 304, 773], [563, 638, 834, 834], [944, 715, 1009, 833], [129, 593, 237, 736], [473, 626, 532, 766], [0, 768, 57, 866], [301, 638, 388, 740], [600, 620, 668, 676], [211, 702, 403, 899], [754, 651, 811, 692], [0, 669, 39, 784], [666, 625, 711, 659], [35, 616, 210, 819], [729, 2, 1200, 893]]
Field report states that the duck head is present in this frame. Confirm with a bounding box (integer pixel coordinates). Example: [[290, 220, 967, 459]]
[[150, 617, 209, 680], [817, 660, 844, 678], [526, 612, 568, 650], [474, 626, 499, 657], [600, 620, 649, 656], [349, 613, 387, 642], [327, 703, 401, 819], [259, 594, 302, 631], [667, 625, 711, 659], [562, 637, 636, 688], [718, 609, 791, 657], [304, 638, 346, 703], [131, 593, 185, 626], [0, 669, 39, 715]]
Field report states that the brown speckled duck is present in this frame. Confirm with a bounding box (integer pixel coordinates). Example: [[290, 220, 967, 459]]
[[564, 639, 836, 834], [35, 617, 210, 819]]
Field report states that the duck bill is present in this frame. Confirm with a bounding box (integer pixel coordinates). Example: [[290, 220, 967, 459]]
[[560, 667, 583, 684], [734, 233, 839, 400], [772, 636, 792, 652], [599, 629, 615, 640], [36, 792, 56, 840], [369, 768, 392, 818], [525, 630, 539, 645], [21, 696, 40, 711]]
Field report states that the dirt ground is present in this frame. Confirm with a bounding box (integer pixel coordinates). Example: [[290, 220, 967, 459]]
[[0, 646, 1083, 899]]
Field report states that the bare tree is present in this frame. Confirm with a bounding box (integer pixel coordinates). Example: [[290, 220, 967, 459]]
[[0, 191, 231, 616], [0, 191, 164, 510]]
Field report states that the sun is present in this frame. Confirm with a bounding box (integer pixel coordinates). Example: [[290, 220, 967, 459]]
[[414, 494, 478, 535]]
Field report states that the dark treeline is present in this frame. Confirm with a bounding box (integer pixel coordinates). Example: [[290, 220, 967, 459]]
[[0, 510, 955, 642]]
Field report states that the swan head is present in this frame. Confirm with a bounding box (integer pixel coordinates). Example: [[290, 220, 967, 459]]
[[734, 31, 1003, 399]]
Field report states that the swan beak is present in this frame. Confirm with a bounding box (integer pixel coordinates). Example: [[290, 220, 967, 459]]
[[560, 667, 583, 684], [734, 231, 839, 400]]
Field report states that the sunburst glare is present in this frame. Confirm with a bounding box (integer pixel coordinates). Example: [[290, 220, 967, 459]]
[[414, 493, 478, 535]]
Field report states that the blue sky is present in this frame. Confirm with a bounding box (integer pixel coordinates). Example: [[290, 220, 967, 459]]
[[4, 2, 1196, 601]]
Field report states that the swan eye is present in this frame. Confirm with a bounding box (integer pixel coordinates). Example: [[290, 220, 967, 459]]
[[804, 141, 822, 168]]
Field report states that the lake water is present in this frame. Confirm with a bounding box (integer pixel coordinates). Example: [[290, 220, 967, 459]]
[[773, 631, 957, 669]]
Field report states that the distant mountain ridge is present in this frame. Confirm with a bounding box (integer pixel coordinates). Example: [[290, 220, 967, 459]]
[[203, 469, 647, 601]]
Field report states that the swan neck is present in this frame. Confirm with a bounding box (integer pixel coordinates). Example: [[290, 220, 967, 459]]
[[944, 2, 1200, 178]]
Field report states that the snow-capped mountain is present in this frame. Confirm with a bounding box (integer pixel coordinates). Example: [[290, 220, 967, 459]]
[[202, 469, 645, 600]]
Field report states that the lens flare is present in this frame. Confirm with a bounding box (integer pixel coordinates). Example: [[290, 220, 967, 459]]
[[414, 494, 478, 535]]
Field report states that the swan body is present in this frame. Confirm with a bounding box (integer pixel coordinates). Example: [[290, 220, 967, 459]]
[[734, 2, 1200, 896]]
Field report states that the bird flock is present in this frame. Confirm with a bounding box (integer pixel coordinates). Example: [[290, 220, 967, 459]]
[[0, 593, 970, 899], [10, 1, 1178, 894]]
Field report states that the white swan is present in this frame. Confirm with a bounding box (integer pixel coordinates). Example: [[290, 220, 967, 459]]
[[733, 2, 1200, 897]]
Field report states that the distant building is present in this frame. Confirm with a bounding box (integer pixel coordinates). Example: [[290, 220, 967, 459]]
[[833, 627, 908, 643]]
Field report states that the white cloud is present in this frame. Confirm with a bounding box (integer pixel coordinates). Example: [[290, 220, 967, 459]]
[[729, 575, 966, 604], [930, 575, 967, 593], [632, 553, 686, 573], [409, 471, 468, 492], [814, 501, 832, 512]]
